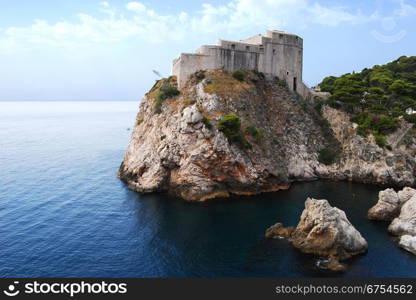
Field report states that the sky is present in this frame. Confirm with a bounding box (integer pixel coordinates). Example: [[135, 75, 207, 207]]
[[0, 0, 415, 101]]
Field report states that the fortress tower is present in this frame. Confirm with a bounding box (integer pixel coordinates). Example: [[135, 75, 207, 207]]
[[172, 30, 310, 98]]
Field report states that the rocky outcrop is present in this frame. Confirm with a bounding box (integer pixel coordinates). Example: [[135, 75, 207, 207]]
[[368, 187, 416, 256], [398, 235, 416, 255], [291, 198, 368, 260], [398, 187, 416, 205], [265, 198, 368, 271], [368, 189, 400, 221], [265, 223, 295, 239], [388, 195, 416, 237], [119, 70, 416, 201], [368, 187, 416, 221], [119, 71, 328, 201]]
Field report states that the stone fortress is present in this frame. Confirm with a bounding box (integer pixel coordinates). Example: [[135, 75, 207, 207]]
[[172, 29, 312, 99]]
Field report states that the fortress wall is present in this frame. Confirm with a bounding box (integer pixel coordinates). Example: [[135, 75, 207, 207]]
[[215, 48, 260, 73], [241, 34, 264, 45], [203, 42, 262, 74], [298, 82, 312, 100], [218, 40, 261, 53], [173, 53, 211, 88], [174, 46, 261, 88], [172, 57, 181, 80], [172, 30, 308, 96]]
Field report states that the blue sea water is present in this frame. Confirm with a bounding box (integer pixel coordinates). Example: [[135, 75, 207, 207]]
[[1, 101, 416, 278]]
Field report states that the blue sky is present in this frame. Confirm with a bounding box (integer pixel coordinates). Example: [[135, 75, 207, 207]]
[[0, 0, 415, 101]]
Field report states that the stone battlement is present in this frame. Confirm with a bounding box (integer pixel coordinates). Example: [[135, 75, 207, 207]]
[[172, 30, 310, 98]]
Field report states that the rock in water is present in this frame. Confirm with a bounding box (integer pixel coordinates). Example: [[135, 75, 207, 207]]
[[398, 235, 416, 255], [291, 198, 368, 261], [264, 198, 367, 271], [369, 188, 416, 256], [265, 223, 295, 239], [368, 187, 416, 221], [388, 195, 416, 237], [368, 189, 400, 221]]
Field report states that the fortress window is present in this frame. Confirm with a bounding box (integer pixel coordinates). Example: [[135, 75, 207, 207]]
[[231, 44, 235, 50], [279, 34, 283, 38], [273, 49, 276, 54], [259, 46, 264, 51], [246, 46, 250, 51], [287, 71, 289, 75]]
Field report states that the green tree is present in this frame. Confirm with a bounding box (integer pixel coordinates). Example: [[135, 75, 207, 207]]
[[218, 114, 251, 148]]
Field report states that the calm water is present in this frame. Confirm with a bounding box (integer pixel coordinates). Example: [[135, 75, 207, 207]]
[[1, 101, 416, 278]]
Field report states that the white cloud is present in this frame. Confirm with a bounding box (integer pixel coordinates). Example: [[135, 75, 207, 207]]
[[0, 0, 414, 53], [308, 4, 372, 26], [393, 0, 416, 17], [126, 1, 146, 12]]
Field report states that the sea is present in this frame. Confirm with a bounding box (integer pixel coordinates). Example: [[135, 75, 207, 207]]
[[1, 101, 415, 277]]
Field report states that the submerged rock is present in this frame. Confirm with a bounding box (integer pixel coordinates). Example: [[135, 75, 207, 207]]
[[316, 258, 347, 272], [398, 235, 416, 255], [265, 198, 367, 271], [388, 195, 416, 237]]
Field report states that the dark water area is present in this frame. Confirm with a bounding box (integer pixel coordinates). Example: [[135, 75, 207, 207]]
[[1, 101, 415, 278]]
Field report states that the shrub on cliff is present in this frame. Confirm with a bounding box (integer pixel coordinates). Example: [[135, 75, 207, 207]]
[[218, 114, 250, 148], [154, 84, 180, 113], [195, 70, 206, 81], [404, 114, 416, 124], [246, 126, 265, 143], [232, 70, 245, 81], [252, 69, 265, 80], [374, 134, 387, 148], [202, 116, 213, 130], [318, 148, 336, 165]]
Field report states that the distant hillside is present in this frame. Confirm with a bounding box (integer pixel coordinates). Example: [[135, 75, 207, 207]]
[[318, 56, 416, 146]]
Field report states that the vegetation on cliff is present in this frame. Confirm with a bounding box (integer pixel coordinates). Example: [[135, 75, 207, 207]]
[[148, 76, 180, 113], [318, 56, 416, 144], [218, 114, 251, 148], [318, 148, 337, 165]]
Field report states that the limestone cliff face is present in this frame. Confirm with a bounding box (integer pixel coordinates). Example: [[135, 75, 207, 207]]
[[119, 70, 416, 201], [317, 106, 416, 186]]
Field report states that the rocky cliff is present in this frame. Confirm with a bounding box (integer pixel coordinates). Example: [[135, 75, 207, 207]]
[[317, 106, 416, 186], [119, 70, 416, 201]]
